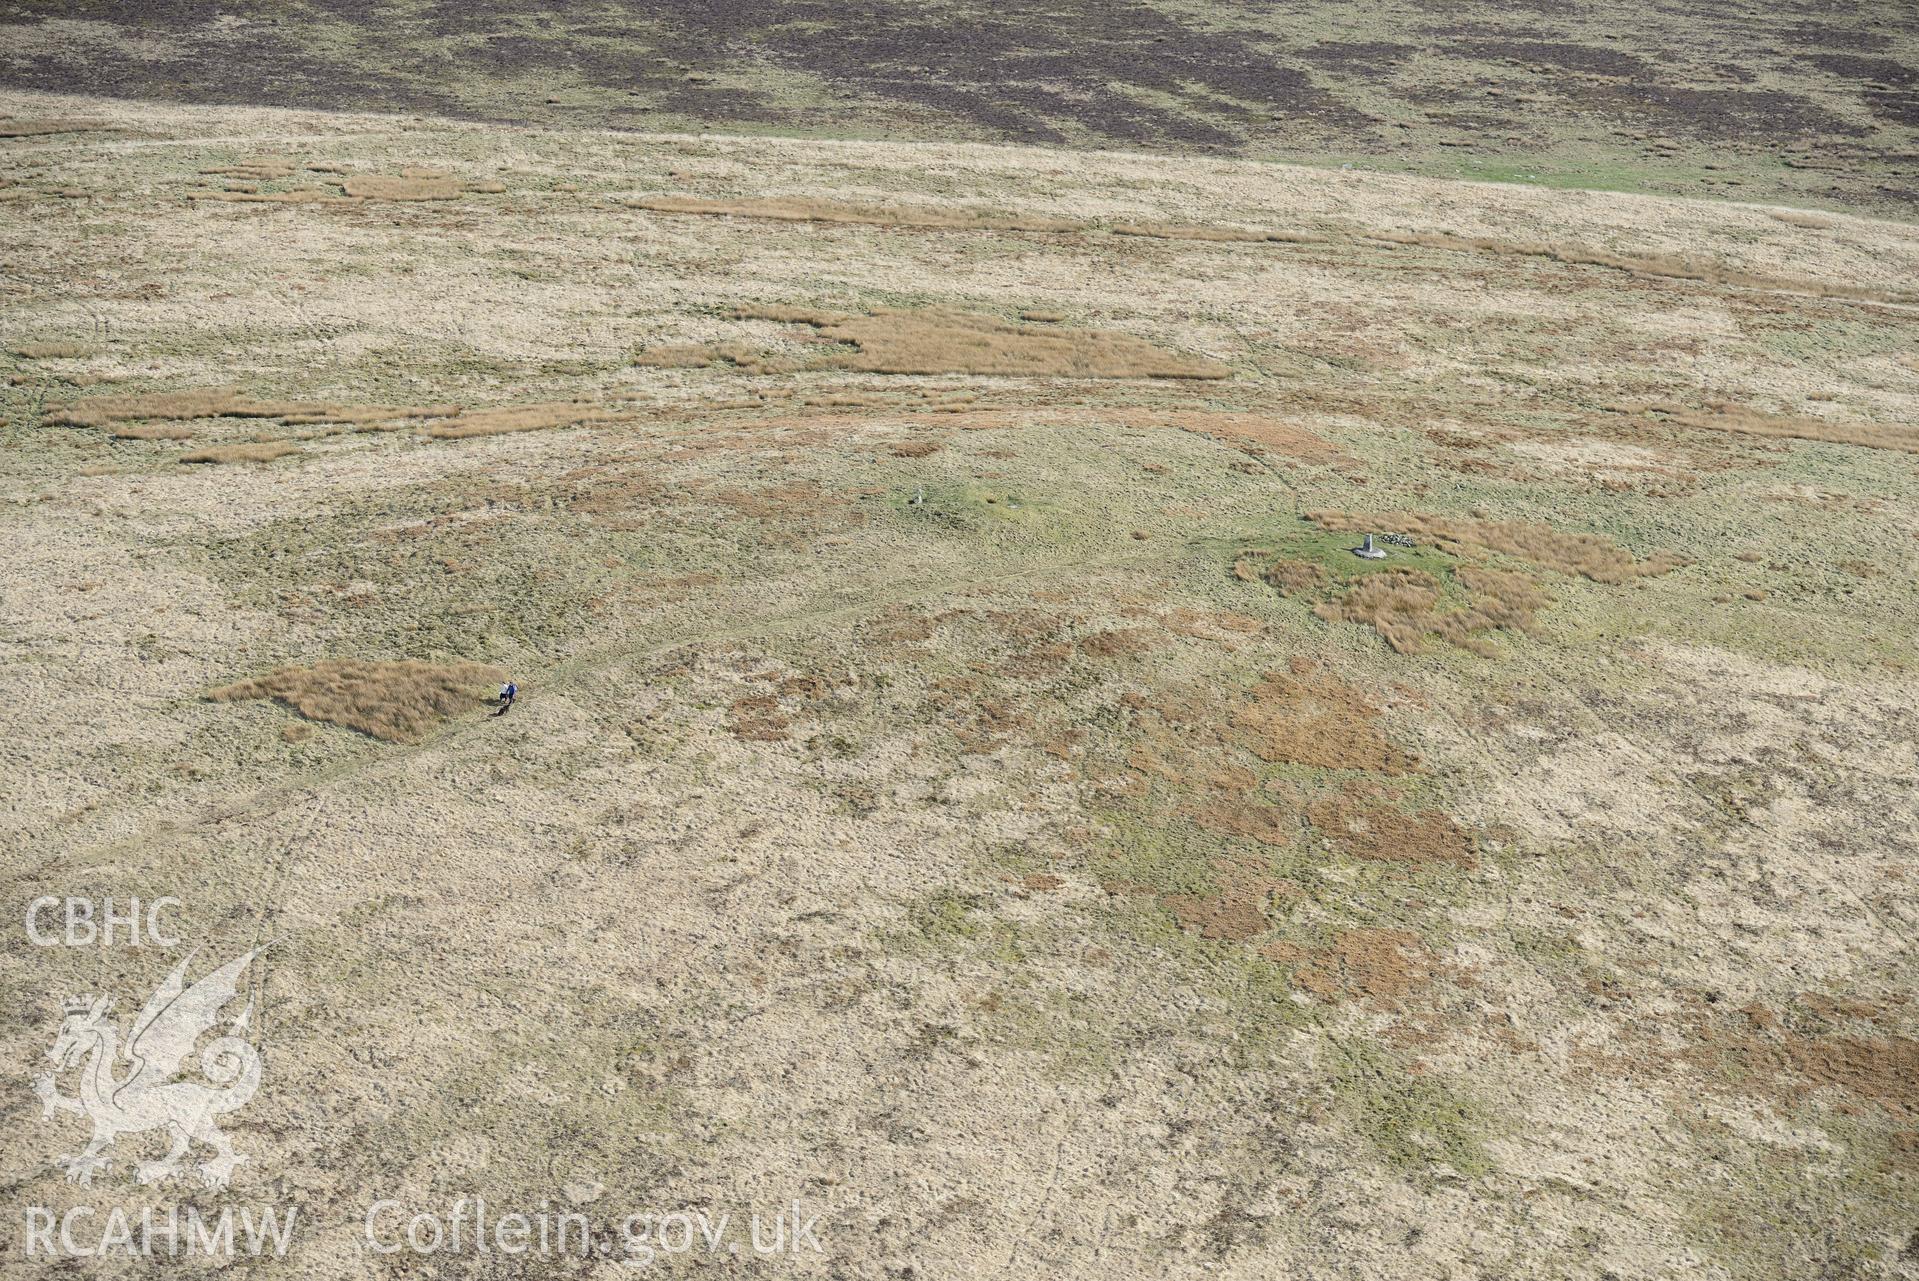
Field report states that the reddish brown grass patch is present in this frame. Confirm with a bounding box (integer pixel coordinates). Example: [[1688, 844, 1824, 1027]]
[[1229, 666, 1418, 773], [1311, 565, 1545, 656], [1308, 510, 1685, 582], [1307, 789, 1476, 868], [1234, 553, 1327, 596], [1162, 857, 1296, 940], [1266, 927, 1438, 1008], [734, 305, 1231, 380]]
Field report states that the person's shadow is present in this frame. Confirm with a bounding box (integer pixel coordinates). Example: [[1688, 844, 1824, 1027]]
[[493, 701, 513, 717]]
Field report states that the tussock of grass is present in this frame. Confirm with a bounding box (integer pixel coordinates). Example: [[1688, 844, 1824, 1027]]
[[1307, 789, 1476, 868], [1365, 229, 1915, 305], [632, 194, 1079, 234], [1311, 565, 1545, 655], [180, 441, 300, 464], [51, 385, 635, 441], [423, 402, 640, 439], [1234, 554, 1327, 595], [735, 305, 1231, 380], [12, 342, 95, 359], [1112, 221, 1326, 245], [54, 387, 457, 433], [48, 387, 297, 430], [201, 162, 298, 180], [1768, 210, 1836, 229], [1307, 510, 1684, 583], [282, 403, 465, 427], [1632, 400, 1919, 454], [342, 174, 465, 201], [1231, 665, 1419, 773], [189, 187, 355, 204], [0, 118, 110, 137], [207, 659, 504, 743], [111, 423, 195, 440]]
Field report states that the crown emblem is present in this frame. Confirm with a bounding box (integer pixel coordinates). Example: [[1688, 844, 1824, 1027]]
[[61, 995, 97, 1014]]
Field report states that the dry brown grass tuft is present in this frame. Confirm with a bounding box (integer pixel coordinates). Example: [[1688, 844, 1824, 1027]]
[[111, 423, 195, 441], [0, 118, 110, 137], [282, 403, 465, 428], [201, 162, 298, 180], [1629, 400, 1919, 454], [1768, 210, 1837, 229], [1267, 927, 1439, 1008], [1231, 666, 1419, 772], [180, 441, 300, 464], [207, 659, 504, 742], [1162, 857, 1294, 940], [633, 340, 800, 374], [632, 195, 1080, 234], [735, 305, 1231, 380], [1307, 789, 1476, 868], [1234, 553, 1328, 595], [728, 694, 791, 741], [12, 342, 94, 359], [1108, 409, 1346, 462], [1364, 229, 1916, 305], [189, 188, 355, 205], [1307, 510, 1685, 582], [422, 402, 640, 439], [1111, 221, 1327, 245], [341, 174, 501, 201], [1313, 570, 1440, 654], [50, 386, 312, 429], [1311, 565, 1546, 655], [55, 386, 470, 435]]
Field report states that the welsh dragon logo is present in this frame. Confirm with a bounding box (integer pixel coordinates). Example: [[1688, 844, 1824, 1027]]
[[34, 948, 266, 1189]]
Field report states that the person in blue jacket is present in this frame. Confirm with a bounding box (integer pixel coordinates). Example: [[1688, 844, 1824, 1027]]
[[496, 680, 517, 715]]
